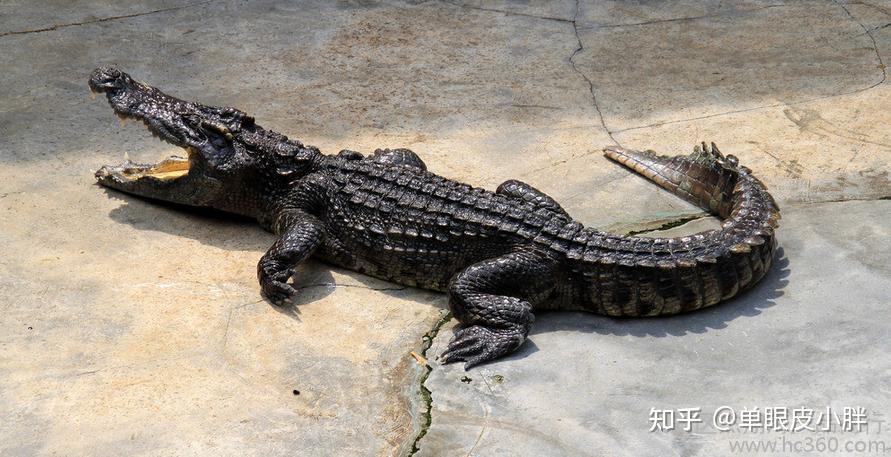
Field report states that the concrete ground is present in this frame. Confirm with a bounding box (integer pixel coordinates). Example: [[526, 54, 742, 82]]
[[0, 0, 888, 456]]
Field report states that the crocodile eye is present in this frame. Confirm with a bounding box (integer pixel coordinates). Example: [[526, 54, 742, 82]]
[[275, 142, 299, 157], [218, 107, 254, 129]]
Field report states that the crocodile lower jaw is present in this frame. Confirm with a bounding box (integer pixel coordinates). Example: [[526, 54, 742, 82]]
[[95, 148, 194, 184]]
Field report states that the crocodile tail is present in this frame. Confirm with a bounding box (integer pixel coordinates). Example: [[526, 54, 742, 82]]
[[603, 143, 780, 223], [569, 143, 780, 317]]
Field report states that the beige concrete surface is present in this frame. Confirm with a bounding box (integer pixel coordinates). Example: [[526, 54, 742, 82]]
[[0, 0, 888, 455]]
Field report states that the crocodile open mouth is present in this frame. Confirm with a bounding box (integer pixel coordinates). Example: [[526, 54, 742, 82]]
[[92, 98, 197, 183], [90, 66, 260, 208], [89, 65, 203, 184], [96, 154, 192, 182], [134, 155, 191, 180], [101, 104, 199, 182], [92, 112, 197, 184]]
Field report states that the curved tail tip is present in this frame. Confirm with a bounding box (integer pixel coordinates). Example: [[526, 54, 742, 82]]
[[602, 145, 628, 155], [603, 146, 658, 166], [602, 146, 633, 162]]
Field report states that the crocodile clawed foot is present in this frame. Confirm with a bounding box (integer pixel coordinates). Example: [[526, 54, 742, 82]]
[[439, 325, 526, 369], [259, 270, 298, 306], [261, 280, 297, 306]]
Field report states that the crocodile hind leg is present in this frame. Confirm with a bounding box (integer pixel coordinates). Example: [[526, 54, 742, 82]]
[[441, 250, 558, 369], [496, 179, 569, 217], [337, 148, 428, 169], [368, 148, 427, 170]]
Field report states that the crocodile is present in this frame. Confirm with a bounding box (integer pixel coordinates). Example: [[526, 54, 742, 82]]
[[89, 66, 780, 369]]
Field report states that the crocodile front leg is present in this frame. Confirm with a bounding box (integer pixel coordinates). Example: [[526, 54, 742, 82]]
[[257, 209, 326, 305], [441, 250, 559, 369]]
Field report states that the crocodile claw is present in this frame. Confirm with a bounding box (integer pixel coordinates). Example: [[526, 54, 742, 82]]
[[439, 325, 526, 369], [261, 279, 297, 306], [258, 266, 298, 306]]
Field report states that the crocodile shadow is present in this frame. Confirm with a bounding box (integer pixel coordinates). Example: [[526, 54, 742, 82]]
[[479, 248, 791, 366], [105, 188, 789, 342], [104, 189, 447, 315], [525, 247, 791, 341]]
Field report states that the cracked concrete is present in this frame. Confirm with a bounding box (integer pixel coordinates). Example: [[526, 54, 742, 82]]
[[568, 0, 621, 147], [437, 0, 575, 23], [1, 0, 889, 455], [0, 1, 215, 37]]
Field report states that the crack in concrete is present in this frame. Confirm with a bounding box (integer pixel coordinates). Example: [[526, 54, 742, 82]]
[[613, 2, 888, 134], [75, 369, 102, 376], [587, 3, 788, 29], [521, 149, 599, 179], [612, 78, 886, 134], [437, 0, 621, 147], [438, 1, 860, 145], [568, 0, 622, 147], [617, 195, 891, 237], [849, 0, 891, 17], [441, 0, 887, 137], [61, 352, 205, 380], [793, 194, 891, 204], [222, 306, 235, 348], [408, 311, 453, 456], [399, 197, 888, 454], [222, 299, 264, 349], [465, 404, 491, 457], [0, 0, 215, 38], [503, 103, 563, 110], [834, 0, 888, 81], [784, 106, 891, 149], [624, 214, 710, 236]]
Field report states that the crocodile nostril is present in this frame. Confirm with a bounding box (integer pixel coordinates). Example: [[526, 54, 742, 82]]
[[102, 67, 121, 81]]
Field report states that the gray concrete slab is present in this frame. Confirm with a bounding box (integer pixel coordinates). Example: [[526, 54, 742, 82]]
[[0, 0, 889, 455], [420, 200, 891, 456]]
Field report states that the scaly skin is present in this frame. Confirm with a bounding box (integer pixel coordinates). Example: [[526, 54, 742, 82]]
[[89, 67, 780, 369]]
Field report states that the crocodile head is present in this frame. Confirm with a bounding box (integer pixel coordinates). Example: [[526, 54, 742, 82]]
[[90, 66, 319, 218]]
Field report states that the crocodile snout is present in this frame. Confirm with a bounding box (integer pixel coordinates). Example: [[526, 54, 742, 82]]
[[89, 66, 125, 93]]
